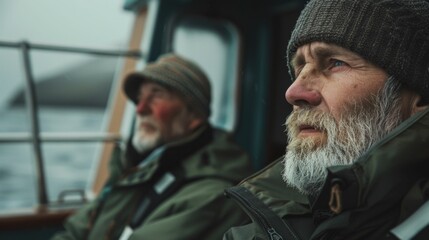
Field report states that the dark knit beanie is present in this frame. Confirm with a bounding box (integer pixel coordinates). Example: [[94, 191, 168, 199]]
[[287, 0, 429, 103], [123, 53, 211, 118]]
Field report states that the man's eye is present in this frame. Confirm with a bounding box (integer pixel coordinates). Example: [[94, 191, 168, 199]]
[[329, 59, 346, 68]]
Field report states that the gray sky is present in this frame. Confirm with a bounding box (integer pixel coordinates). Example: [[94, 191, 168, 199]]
[[0, 0, 134, 108]]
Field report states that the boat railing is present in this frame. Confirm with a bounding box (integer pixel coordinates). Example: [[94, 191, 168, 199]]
[[0, 40, 142, 208], [0, 132, 122, 143]]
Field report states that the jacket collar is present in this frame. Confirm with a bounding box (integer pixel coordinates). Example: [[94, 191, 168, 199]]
[[124, 124, 213, 169], [118, 124, 213, 185], [156, 124, 213, 170], [310, 108, 429, 225]]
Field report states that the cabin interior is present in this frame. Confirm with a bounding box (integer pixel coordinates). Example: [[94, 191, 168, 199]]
[[0, 0, 306, 239]]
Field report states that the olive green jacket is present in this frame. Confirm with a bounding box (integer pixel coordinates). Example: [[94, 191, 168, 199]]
[[52, 125, 253, 240], [224, 109, 429, 240]]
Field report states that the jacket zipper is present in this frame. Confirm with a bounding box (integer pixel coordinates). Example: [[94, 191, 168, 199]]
[[225, 188, 300, 240]]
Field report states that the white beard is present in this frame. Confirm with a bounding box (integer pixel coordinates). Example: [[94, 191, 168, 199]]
[[132, 108, 195, 154], [132, 116, 161, 154], [282, 77, 404, 195]]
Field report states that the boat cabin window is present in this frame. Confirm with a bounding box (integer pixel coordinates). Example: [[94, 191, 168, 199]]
[[172, 16, 240, 132]]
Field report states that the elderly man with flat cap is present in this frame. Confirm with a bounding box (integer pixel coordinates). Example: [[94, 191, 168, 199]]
[[52, 53, 252, 240], [224, 0, 429, 239]]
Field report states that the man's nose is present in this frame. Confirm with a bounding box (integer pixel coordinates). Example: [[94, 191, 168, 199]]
[[285, 70, 322, 107], [136, 97, 151, 115]]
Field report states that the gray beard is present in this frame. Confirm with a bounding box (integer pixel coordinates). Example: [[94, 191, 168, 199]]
[[282, 77, 404, 195]]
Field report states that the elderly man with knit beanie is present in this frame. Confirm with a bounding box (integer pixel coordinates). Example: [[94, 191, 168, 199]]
[[224, 0, 429, 239], [52, 54, 252, 240]]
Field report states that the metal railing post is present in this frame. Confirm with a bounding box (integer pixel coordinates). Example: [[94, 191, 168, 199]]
[[20, 41, 49, 206], [0, 39, 143, 207]]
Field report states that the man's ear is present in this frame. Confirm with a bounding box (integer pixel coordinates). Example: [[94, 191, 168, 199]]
[[188, 117, 204, 130], [411, 95, 429, 115]]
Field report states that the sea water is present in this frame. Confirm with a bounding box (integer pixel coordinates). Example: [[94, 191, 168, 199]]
[[0, 106, 105, 211]]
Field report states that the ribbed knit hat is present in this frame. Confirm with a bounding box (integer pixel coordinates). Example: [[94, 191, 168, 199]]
[[287, 0, 429, 103], [123, 53, 211, 118]]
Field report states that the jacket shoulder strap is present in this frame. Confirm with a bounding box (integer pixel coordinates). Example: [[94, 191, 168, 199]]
[[128, 167, 185, 228], [225, 186, 302, 240], [390, 200, 429, 240], [129, 168, 236, 229]]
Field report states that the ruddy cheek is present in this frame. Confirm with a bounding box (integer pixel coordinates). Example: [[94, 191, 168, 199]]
[[152, 103, 179, 122]]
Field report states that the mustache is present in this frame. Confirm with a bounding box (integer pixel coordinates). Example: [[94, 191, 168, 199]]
[[136, 116, 159, 129], [286, 108, 336, 136]]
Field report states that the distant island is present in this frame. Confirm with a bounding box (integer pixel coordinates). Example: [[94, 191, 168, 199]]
[[10, 58, 118, 109]]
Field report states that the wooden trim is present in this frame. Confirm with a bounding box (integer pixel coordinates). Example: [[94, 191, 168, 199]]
[[0, 207, 74, 230], [92, 8, 148, 194]]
